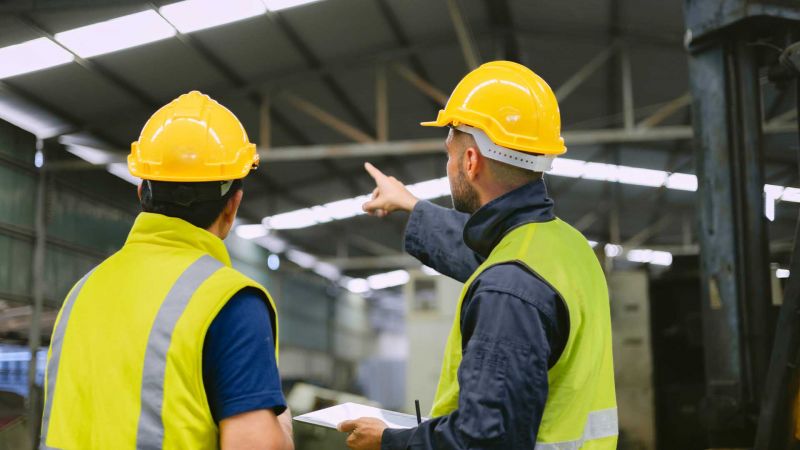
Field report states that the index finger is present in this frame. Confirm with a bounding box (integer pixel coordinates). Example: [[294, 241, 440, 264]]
[[337, 420, 357, 433], [364, 162, 388, 182]]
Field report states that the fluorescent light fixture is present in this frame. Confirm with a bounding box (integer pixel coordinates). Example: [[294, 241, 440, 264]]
[[263, 0, 322, 11], [65, 144, 115, 165], [582, 162, 619, 182], [255, 234, 288, 253], [0, 37, 74, 79], [776, 268, 791, 279], [367, 270, 410, 290], [267, 253, 280, 270], [235, 224, 269, 240], [665, 173, 698, 191], [616, 166, 668, 188], [259, 156, 800, 231], [407, 178, 450, 200], [549, 158, 586, 178], [345, 278, 370, 294], [106, 163, 140, 185], [55, 10, 176, 58], [286, 249, 317, 269], [604, 243, 623, 258], [161, 0, 266, 33], [0, 98, 68, 138], [764, 184, 784, 221], [421, 265, 441, 276], [781, 187, 800, 203], [626, 249, 673, 266], [313, 261, 340, 280]]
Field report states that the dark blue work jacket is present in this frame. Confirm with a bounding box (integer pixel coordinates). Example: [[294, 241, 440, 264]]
[[382, 179, 569, 450]]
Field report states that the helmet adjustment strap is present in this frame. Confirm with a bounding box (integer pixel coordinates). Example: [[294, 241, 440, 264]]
[[455, 125, 555, 172]]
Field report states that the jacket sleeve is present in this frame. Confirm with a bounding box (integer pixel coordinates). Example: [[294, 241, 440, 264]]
[[382, 265, 560, 450], [403, 201, 483, 283]]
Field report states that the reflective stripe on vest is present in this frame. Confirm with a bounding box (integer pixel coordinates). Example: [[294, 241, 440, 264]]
[[534, 408, 618, 450], [40, 255, 223, 450], [136, 255, 223, 449], [40, 270, 94, 450]]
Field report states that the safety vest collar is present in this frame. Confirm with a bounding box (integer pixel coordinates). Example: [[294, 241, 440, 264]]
[[462, 179, 554, 257], [125, 212, 232, 267]]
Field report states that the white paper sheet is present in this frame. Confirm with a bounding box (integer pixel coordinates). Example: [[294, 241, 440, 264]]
[[294, 402, 426, 430]]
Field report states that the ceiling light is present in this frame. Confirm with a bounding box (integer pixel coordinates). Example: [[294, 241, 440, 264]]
[[0, 98, 68, 138], [313, 261, 340, 280], [65, 144, 115, 165], [55, 10, 176, 58], [408, 178, 450, 200], [161, 0, 266, 33], [781, 187, 800, 203], [626, 249, 673, 266], [604, 244, 623, 258], [421, 266, 441, 276], [235, 224, 269, 240], [254, 234, 288, 253], [286, 249, 317, 268], [106, 163, 140, 185], [550, 158, 586, 178], [665, 173, 697, 191], [0, 38, 74, 79], [262, 0, 322, 11], [776, 268, 790, 279], [616, 166, 668, 187], [267, 254, 280, 271], [367, 270, 410, 290], [345, 278, 370, 294]]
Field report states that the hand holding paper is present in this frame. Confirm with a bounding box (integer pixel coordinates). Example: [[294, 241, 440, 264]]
[[338, 417, 386, 450]]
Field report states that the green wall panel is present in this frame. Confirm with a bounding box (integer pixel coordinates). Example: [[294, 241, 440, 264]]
[[0, 120, 34, 165], [0, 234, 32, 299], [44, 246, 99, 306], [48, 188, 133, 254], [0, 166, 35, 229]]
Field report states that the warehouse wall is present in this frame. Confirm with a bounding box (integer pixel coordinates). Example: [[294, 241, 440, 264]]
[[0, 119, 369, 391], [0, 120, 122, 311]]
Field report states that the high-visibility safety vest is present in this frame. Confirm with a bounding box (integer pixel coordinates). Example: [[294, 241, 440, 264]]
[[430, 219, 618, 449], [40, 212, 280, 450]]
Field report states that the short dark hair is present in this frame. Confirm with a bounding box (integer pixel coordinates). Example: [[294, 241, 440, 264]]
[[140, 179, 243, 229], [452, 129, 542, 189]]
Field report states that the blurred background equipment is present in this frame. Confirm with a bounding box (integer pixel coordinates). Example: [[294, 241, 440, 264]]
[[0, 0, 797, 448]]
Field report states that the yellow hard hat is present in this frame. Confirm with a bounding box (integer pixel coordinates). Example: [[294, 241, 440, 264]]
[[129, 91, 258, 182], [422, 60, 566, 156]]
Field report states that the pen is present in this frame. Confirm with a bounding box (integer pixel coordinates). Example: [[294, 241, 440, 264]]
[[415, 399, 422, 425]]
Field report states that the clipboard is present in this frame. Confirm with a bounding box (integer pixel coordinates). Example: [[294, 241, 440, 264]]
[[294, 402, 427, 430]]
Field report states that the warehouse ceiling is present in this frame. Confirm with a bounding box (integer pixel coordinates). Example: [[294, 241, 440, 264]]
[[0, 0, 797, 279]]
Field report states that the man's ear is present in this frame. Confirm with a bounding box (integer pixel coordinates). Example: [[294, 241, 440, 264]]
[[137, 182, 143, 201], [463, 146, 482, 181], [225, 189, 244, 219]]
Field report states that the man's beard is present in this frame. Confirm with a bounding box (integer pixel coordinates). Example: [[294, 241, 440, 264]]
[[451, 169, 481, 214]]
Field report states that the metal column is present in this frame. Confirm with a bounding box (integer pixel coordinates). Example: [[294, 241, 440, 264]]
[[26, 140, 47, 448], [686, 0, 800, 446], [687, 20, 772, 450]]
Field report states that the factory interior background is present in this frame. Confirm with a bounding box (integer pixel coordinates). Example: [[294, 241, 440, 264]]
[[0, 0, 799, 449]]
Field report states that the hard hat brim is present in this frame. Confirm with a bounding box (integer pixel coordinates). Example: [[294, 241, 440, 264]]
[[420, 119, 444, 127]]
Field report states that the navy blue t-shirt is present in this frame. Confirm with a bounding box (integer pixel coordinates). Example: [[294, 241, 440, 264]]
[[202, 287, 286, 423]]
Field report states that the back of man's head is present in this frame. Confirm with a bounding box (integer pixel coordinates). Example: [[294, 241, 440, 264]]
[[140, 179, 242, 229], [452, 128, 542, 191]]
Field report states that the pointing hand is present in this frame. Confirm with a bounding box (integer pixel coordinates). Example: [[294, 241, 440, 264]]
[[362, 162, 419, 218]]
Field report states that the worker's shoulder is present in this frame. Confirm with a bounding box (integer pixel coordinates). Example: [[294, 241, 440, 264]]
[[472, 262, 558, 304], [213, 264, 267, 290]]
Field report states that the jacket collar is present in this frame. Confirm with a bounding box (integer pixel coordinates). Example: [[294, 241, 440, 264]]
[[463, 179, 555, 258], [125, 212, 232, 267]]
